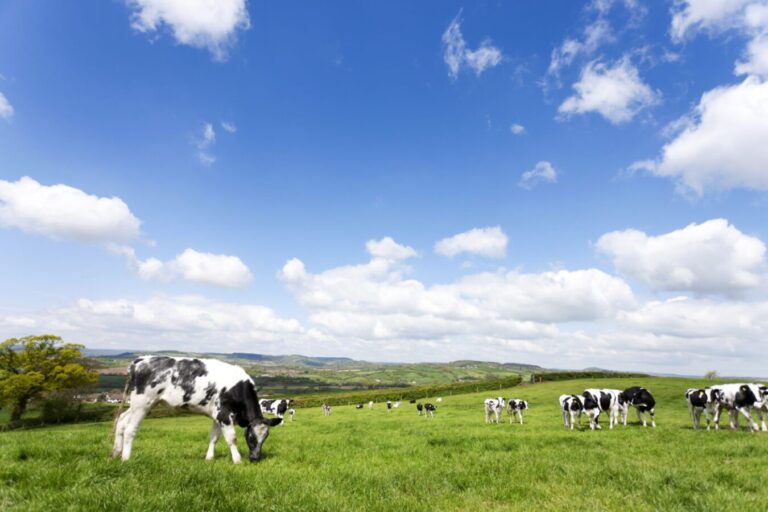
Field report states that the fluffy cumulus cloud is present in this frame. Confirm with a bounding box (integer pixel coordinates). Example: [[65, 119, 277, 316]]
[[558, 57, 660, 124], [130, 248, 253, 288], [126, 0, 250, 60], [637, 77, 768, 194], [519, 161, 558, 189], [0, 92, 13, 121], [0, 295, 319, 353], [442, 14, 502, 78], [597, 219, 767, 294], [365, 237, 417, 261], [434, 227, 508, 259], [0, 176, 141, 244], [279, 242, 635, 350]]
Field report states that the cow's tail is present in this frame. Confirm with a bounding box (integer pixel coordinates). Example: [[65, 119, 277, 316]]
[[109, 373, 131, 441]]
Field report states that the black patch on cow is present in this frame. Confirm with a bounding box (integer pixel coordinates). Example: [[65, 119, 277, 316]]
[[735, 385, 758, 408], [219, 380, 264, 428], [582, 392, 597, 410], [599, 392, 612, 411], [276, 400, 288, 415], [128, 356, 176, 394], [569, 396, 583, 412], [171, 358, 208, 402], [416, 403, 423, 411], [425, 403, 436, 411], [355, 404, 364, 409], [198, 382, 217, 406], [409, 399, 416, 404]]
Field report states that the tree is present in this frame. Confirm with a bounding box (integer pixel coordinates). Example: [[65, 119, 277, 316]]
[[704, 370, 719, 380], [0, 335, 98, 422]]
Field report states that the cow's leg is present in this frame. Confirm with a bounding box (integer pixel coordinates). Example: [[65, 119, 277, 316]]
[[736, 407, 759, 432], [713, 405, 722, 430], [220, 423, 242, 464], [649, 408, 656, 428], [636, 408, 645, 427], [519, 411, 524, 425], [112, 407, 133, 459], [120, 404, 150, 461], [206, 421, 222, 461], [704, 407, 712, 430]]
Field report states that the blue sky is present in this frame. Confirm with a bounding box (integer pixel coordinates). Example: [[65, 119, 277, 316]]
[[1, 0, 768, 375]]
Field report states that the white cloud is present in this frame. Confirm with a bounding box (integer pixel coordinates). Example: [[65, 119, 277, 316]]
[[519, 161, 558, 189], [220, 121, 237, 133], [510, 123, 526, 135], [548, 19, 614, 78], [596, 219, 766, 294], [670, 0, 756, 41], [434, 227, 508, 259], [365, 237, 417, 262], [129, 248, 253, 288], [126, 0, 250, 61], [442, 14, 502, 78], [196, 122, 216, 165], [558, 57, 660, 124], [639, 76, 768, 194], [0, 295, 311, 353], [0, 92, 13, 121], [0, 176, 141, 244]]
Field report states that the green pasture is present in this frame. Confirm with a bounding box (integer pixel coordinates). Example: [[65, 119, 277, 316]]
[[1, 376, 766, 511]]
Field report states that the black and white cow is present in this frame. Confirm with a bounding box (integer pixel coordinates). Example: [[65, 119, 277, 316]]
[[259, 398, 292, 424], [582, 388, 621, 430], [386, 400, 393, 411], [111, 356, 281, 463], [484, 397, 505, 424], [506, 399, 528, 425], [559, 394, 584, 430], [685, 388, 713, 430], [424, 403, 436, 418], [322, 403, 332, 416], [416, 403, 424, 416], [355, 403, 364, 409], [619, 387, 656, 427], [409, 399, 417, 404], [713, 383, 768, 432]]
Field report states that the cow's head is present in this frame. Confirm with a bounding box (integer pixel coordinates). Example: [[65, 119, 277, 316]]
[[245, 417, 282, 462]]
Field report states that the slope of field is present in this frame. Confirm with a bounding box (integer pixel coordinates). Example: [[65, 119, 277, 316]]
[[2, 377, 766, 511]]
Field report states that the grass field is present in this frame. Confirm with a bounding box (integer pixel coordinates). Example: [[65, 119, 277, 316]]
[[2, 376, 767, 511]]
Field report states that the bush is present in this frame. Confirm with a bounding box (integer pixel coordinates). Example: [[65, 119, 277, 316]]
[[529, 371, 649, 383]]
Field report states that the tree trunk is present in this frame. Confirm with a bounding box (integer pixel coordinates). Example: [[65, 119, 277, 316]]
[[10, 398, 28, 423]]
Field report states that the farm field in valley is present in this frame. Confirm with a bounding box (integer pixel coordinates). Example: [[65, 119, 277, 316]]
[[2, 376, 766, 511]]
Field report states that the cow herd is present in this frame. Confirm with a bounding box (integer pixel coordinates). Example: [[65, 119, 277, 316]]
[[111, 356, 768, 465]]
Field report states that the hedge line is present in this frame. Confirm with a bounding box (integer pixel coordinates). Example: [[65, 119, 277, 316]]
[[529, 371, 649, 383], [287, 374, 523, 408]]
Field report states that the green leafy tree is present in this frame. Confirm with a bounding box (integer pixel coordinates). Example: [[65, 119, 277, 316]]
[[704, 370, 719, 380], [0, 335, 98, 422]]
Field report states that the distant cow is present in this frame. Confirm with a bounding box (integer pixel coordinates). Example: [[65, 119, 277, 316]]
[[619, 387, 656, 427], [559, 394, 584, 430], [436, 397, 443, 403], [393, 401, 401, 408], [582, 389, 621, 430], [322, 404, 332, 416], [260, 398, 292, 425], [416, 403, 424, 416], [287, 408, 295, 422], [507, 399, 528, 425], [355, 403, 364, 409], [713, 383, 768, 432], [484, 397, 505, 424], [111, 356, 281, 463], [409, 399, 417, 404], [368, 401, 374, 410], [424, 403, 436, 418], [386, 400, 393, 411], [685, 388, 713, 430]]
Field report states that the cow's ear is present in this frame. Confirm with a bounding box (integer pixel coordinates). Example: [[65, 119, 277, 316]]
[[266, 418, 282, 427]]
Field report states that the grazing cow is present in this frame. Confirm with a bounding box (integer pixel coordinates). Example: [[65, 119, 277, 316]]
[[484, 397, 505, 424], [416, 403, 424, 416], [424, 403, 436, 418], [260, 398, 292, 424], [559, 394, 584, 430], [436, 397, 443, 403], [619, 387, 656, 427], [582, 389, 621, 430], [322, 403, 332, 416], [409, 399, 417, 404], [111, 356, 281, 463], [355, 403, 364, 409], [713, 383, 768, 432], [368, 401, 374, 410], [393, 401, 401, 409], [386, 400, 393, 411], [685, 388, 713, 430], [506, 399, 528, 425]]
